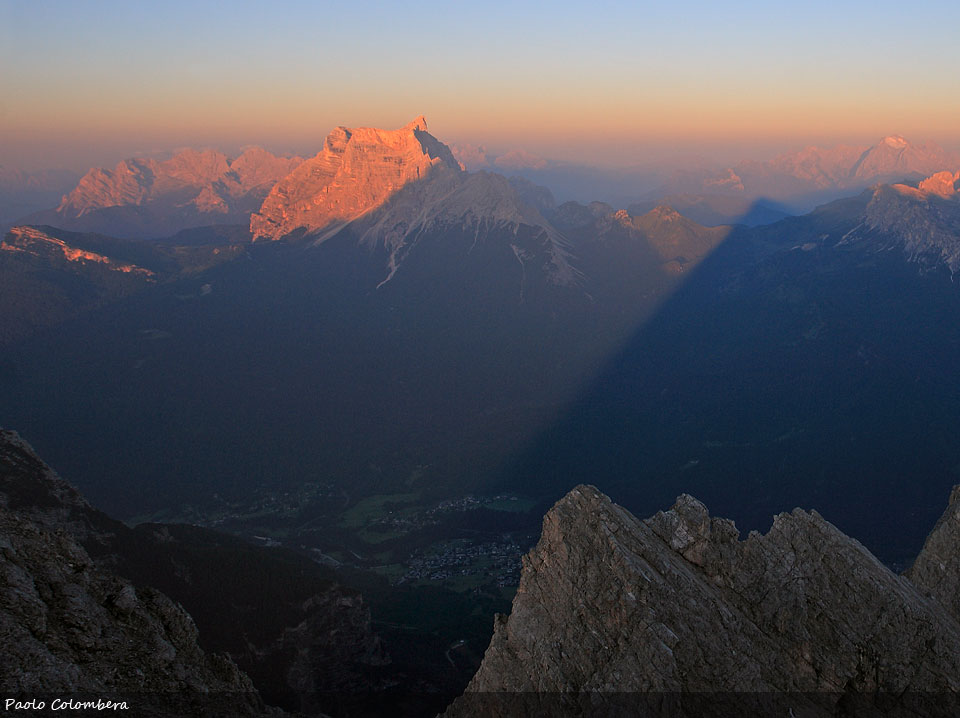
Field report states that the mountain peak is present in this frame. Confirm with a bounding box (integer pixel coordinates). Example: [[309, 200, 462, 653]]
[[448, 484, 960, 712], [881, 135, 909, 149], [48, 147, 301, 238], [917, 170, 960, 198], [250, 118, 461, 241], [403, 115, 428, 132], [852, 135, 957, 183]]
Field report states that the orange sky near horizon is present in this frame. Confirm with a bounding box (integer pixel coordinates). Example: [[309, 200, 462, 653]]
[[3, 1, 959, 171]]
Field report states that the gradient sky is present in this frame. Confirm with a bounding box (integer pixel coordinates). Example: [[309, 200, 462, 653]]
[[2, 0, 960, 170]]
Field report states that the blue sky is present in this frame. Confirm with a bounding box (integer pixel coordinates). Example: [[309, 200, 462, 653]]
[[2, 0, 959, 169]]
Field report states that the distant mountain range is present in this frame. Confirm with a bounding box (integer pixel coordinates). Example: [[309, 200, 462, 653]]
[[450, 134, 960, 225], [5, 132, 956, 239], [22, 148, 302, 239], [659, 135, 960, 214]]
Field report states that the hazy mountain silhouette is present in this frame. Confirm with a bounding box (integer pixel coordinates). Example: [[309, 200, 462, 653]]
[[659, 135, 960, 214], [25, 148, 302, 239]]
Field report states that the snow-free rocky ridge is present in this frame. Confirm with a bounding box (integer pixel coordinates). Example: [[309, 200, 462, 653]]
[[250, 116, 578, 288], [447, 484, 960, 717], [28, 148, 302, 239], [250, 116, 462, 242]]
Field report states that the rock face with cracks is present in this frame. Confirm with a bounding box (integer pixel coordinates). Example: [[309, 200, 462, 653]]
[[447, 484, 960, 717], [0, 428, 308, 715], [250, 116, 462, 241], [907, 484, 960, 624]]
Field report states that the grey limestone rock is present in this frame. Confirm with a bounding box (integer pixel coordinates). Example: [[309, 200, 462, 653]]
[[907, 484, 960, 623], [447, 484, 960, 717]]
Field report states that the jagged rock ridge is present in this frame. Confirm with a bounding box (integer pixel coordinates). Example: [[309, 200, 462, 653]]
[[448, 484, 960, 716], [250, 116, 462, 241], [250, 117, 579, 290], [844, 171, 960, 272], [61, 147, 302, 217], [28, 148, 302, 239]]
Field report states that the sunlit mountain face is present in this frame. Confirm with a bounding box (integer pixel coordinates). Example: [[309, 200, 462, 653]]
[[19, 148, 302, 239]]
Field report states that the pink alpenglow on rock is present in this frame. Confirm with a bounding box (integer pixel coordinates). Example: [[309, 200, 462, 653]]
[[250, 116, 462, 241]]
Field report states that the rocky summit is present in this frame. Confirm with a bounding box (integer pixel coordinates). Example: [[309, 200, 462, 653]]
[[29, 148, 302, 239], [249, 116, 578, 290], [59, 147, 302, 219], [250, 116, 462, 241], [447, 484, 960, 717], [856, 172, 960, 272]]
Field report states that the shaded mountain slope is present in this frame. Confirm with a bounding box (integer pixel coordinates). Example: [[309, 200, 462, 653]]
[[0, 431, 272, 715], [497, 186, 960, 565], [0, 187, 728, 523], [0, 224, 248, 344], [0, 429, 395, 714]]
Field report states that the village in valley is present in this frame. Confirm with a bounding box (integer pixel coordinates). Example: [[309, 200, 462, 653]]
[[144, 483, 539, 594]]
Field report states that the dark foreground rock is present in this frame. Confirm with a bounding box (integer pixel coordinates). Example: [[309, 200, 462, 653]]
[[907, 484, 960, 623], [446, 484, 960, 717], [0, 482, 272, 717], [0, 429, 392, 716]]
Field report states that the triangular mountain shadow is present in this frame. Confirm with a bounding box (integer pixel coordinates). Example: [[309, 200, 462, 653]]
[[492, 195, 960, 566]]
